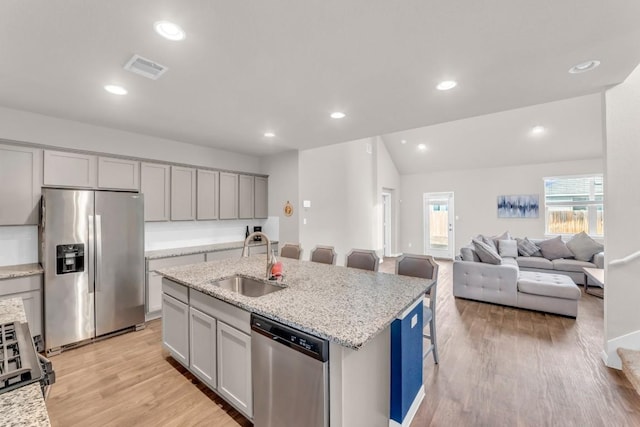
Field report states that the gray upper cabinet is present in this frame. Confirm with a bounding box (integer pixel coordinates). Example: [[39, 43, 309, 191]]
[[98, 157, 140, 190], [0, 144, 42, 225], [44, 150, 97, 188], [197, 169, 219, 220], [141, 162, 171, 221], [171, 166, 196, 221], [219, 172, 238, 219], [254, 176, 268, 219], [238, 175, 254, 219]]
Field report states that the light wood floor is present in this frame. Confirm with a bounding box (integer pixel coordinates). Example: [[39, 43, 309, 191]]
[[46, 260, 640, 426]]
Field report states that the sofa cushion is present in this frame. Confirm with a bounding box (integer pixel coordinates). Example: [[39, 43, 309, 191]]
[[518, 271, 581, 300], [552, 258, 596, 272], [516, 237, 542, 257], [472, 239, 502, 265], [460, 246, 480, 262], [537, 236, 574, 260], [501, 257, 520, 270], [498, 239, 518, 258], [516, 256, 553, 269], [566, 231, 604, 262], [477, 235, 498, 252]]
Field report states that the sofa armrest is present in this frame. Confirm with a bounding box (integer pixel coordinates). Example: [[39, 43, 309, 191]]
[[593, 252, 605, 269], [453, 260, 519, 306]]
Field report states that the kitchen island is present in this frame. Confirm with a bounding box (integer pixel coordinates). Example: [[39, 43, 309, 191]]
[[158, 255, 431, 427]]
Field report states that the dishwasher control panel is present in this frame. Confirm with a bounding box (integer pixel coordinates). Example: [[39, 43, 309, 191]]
[[251, 314, 329, 362]]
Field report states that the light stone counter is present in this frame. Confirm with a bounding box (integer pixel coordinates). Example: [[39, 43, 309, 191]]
[[158, 256, 431, 349], [146, 240, 278, 260], [0, 264, 43, 281], [0, 298, 51, 427]]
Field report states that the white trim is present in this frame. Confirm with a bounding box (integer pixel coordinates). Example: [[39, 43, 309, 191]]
[[389, 385, 425, 427], [397, 297, 423, 320], [543, 173, 603, 180], [603, 329, 640, 369]]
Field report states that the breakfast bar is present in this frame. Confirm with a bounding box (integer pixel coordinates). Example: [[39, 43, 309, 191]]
[[158, 255, 432, 427]]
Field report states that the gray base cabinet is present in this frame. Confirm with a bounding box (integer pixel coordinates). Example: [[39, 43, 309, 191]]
[[0, 275, 42, 338], [146, 254, 206, 320], [161, 293, 189, 366], [162, 280, 252, 419], [0, 144, 42, 225], [189, 307, 217, 389], [217, 321, 253, 418]]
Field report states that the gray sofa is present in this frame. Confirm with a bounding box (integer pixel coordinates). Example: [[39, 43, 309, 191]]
[[453, 257, 581, 317], [515, 238, 604, 286], [452, 234, 604, 317]]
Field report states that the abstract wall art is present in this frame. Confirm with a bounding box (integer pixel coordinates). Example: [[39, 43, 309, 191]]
[[497, 194, 539, 218]]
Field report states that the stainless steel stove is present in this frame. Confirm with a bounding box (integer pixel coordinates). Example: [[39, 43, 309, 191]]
[[0, 321, 44, 395]]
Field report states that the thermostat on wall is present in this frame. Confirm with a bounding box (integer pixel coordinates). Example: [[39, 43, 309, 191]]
[[303, 200, 311, 208]]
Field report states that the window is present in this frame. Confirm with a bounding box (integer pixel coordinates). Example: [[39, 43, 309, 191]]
[[544, 175, 603, 236]]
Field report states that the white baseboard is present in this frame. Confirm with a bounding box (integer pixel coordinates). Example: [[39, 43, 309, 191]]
[[603, 329, 640, 369], [389, 385, 425, 427]]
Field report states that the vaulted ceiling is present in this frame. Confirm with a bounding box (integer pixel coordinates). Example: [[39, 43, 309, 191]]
[[1, 1, 639, 158]]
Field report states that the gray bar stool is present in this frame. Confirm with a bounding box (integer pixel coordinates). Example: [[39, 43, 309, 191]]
[[310, 245, 337, 265], [345, 249, 380, 272], [280, 243, 303, 260]]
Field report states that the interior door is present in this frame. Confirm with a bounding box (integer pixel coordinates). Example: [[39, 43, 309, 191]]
[[423, 192, 455, 259], [94, 191, 145, 336]]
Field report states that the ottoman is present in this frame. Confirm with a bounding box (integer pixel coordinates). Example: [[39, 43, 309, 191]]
[[516, 271, 581, 317]]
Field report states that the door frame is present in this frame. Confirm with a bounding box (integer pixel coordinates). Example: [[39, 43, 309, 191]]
[[382, 192, 392, 257], [423, 192, 455, 259]]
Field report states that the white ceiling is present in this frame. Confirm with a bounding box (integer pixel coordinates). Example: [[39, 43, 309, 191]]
[[1, 1, 639, 157], [382, 94, 603, 174]]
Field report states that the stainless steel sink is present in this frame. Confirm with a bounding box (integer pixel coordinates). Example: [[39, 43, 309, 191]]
[[210, 275, 285, 297]]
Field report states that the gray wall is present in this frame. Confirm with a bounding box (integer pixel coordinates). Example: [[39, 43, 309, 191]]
[[400, 158, 603, 255], [261, 150, 300, 245], [604, 63, 640, 356]]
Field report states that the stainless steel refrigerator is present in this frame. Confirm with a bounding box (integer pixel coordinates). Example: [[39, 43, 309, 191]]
[[40, 188, 145, 355]]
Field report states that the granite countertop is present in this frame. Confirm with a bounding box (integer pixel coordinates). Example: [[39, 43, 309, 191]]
[[146, 240, 279, 260], [0, 298, 51, 427], [0, 264, 43, 281], [158, 257, 431, 350]]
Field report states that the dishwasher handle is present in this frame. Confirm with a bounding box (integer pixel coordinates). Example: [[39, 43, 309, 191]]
[[251, 314, 329, 362]]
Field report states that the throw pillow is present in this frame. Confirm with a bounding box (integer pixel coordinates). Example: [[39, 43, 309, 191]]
[[536, 236, 574, 260], [460, 246, 481, 262], [566, 231, 604, 262], [491, 231, 512, 248], [516, 237, 542, 257], [498, 239, 518, 258], [472, 238, 502, 265], [477, 234, 498, 252]]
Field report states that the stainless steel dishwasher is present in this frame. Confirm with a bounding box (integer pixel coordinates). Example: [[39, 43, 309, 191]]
[[251, 314, 329, 427]]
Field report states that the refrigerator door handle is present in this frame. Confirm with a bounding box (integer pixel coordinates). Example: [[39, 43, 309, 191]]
[[95, 214, 103, 292], [88, 215, 95, 294]]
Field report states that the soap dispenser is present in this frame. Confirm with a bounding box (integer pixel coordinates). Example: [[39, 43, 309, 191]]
[[270, 249, 283, 279]]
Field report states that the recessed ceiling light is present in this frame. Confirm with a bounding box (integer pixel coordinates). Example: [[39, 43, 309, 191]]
[[154, 21, 186, 41], [568, 60, 600, 74], [436, 80, 457, 91], [417, 143, 427, 151], [264, 132, 276, 138], [531, 125, 546, 135], [104, 85, 127, 95], [330, 112, 346, 119], [401, 140, 407, 144]]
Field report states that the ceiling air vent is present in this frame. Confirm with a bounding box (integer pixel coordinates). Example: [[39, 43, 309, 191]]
[[123, 54, 168, 80]]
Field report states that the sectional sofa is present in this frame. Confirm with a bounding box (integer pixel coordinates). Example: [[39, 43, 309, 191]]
[[452, 232, 604, 317]]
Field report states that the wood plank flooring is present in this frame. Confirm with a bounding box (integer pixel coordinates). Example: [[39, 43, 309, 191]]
[[45, 260, 640, 426]]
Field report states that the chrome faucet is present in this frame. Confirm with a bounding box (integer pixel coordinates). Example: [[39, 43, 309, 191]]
[[242, 232, 274, 279]]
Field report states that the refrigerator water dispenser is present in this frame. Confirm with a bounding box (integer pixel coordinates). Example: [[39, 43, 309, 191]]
[[56, 244, 84, 274]]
